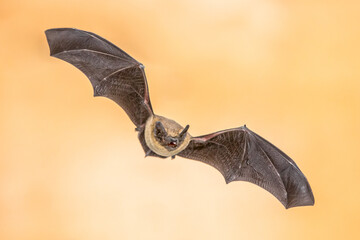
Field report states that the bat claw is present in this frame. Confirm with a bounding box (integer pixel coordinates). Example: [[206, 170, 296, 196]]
[[171, 155, 176, 160], [135, 127, 140, 132]]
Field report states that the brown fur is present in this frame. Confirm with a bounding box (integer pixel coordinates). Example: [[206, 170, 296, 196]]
[[144, 115, 191, 157]]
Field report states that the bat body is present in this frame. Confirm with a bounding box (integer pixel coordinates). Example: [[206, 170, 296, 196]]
[[45, 28, 315, 209], [144, 115, 191, 157]]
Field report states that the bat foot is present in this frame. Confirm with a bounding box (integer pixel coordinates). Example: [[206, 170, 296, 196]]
[[145, 150, 152, 157], [171, 155, 176, 160]]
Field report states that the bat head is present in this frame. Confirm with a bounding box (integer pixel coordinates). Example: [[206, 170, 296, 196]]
[[154, 121, 189, 151]]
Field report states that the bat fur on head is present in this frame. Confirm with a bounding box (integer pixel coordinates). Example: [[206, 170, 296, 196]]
[[45, 28, 315, 209]]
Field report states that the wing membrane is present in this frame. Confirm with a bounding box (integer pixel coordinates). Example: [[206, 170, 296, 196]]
[[45, 28, 153, 127], [178, 126, 314, 208]]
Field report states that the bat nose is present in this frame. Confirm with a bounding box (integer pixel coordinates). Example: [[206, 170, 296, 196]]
[[170, 137, 178, 143]]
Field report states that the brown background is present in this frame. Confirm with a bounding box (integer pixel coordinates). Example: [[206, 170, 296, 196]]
[[1, 0, 360, 239]]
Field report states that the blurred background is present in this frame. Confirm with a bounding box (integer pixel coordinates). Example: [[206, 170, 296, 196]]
[[1, 0, 360, 239]]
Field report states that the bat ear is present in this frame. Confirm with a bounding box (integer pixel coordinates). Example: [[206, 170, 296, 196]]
[[154, 121, 167, 137], [179, 125, 190, 138]]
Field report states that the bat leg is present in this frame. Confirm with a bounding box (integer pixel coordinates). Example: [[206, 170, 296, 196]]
[[171, 155, 176, 160], [145, 150, 152, 157]]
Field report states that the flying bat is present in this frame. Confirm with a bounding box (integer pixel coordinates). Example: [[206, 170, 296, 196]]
[[45, 28, 314, 209]]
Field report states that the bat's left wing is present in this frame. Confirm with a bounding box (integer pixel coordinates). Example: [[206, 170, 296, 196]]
[[177, 126, 314, 209], [45, 28, 153, 128]]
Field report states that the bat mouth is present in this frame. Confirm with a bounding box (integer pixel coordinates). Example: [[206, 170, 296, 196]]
[[167, 138, 178, 148]]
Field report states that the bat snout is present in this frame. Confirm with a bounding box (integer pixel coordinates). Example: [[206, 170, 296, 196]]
[[166, 137, 178, 148]]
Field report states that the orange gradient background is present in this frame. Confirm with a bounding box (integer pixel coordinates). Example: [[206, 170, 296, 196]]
[[1, 0, 360, 239]]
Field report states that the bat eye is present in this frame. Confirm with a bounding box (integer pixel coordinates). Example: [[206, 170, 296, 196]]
[[168, 141, 177, 148]]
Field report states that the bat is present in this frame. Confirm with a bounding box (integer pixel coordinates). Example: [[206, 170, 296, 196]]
[[45, 28, 314, 209]]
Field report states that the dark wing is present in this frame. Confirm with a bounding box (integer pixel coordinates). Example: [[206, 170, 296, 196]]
[[178, 126, 314, 209], [45, 28, 153, 127]]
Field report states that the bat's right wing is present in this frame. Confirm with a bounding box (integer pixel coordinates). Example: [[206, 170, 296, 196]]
[[178, 126, 314, 209], [45, 28, 153, 128]]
